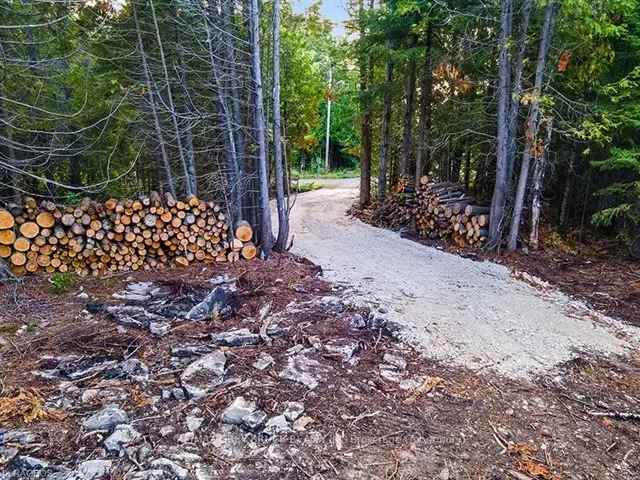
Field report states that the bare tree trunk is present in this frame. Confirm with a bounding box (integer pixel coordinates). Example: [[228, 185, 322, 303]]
[[559, 148, 575, 228], [222, 0, 246, 212], [250, 0, 273, 255], [415, 25, 433, 188], [133, 1, 175, 196], [530, 118, 553, 249], [464, 149, 471, 189], [0, 94, 20, 203], [204, 10, 242, 223], [506, 0, 533, 185], [358, 0, 374, 206], [400, 54, 416, 177], [488, 0, 513, 249], [149, 0, 195, 196], [507, 1, 558, 251], [272, 0, 288, 251], [378, 41, 393, 201]]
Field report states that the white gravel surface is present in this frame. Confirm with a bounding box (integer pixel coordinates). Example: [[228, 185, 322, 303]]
[[287, 178, 638, 378]]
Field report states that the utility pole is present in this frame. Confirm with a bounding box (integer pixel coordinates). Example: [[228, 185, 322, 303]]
[[324, 66, 332, 171]]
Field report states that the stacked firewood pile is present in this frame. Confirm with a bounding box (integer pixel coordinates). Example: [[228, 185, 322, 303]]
[[0, 193, 256, 276], [415, 176, 490, 247], [349, 178, 418, 230]]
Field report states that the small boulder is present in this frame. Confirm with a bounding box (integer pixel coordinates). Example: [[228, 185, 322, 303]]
[[185, 287, 229, 321], [150, 458, 189, 480], [83, 406, 128, 431], [77, 459, 113, 480], [282, 402, 305, 422], [211, 328, 261, 347], [180, 351, 226, 398], [324, 339, 359, 362], [252, 353, 275, 371], [349, 314, 367, 330], [382, 352, 407, 370], [104, 424, 140, 452], [263, 415, 291, 436], [279, 352, 324, 390]]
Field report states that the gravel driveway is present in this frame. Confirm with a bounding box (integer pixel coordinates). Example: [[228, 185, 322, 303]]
[[288, 178, 637, 378]]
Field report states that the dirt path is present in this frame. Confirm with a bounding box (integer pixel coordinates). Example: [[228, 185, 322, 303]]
[[288, 178, 638, 378]]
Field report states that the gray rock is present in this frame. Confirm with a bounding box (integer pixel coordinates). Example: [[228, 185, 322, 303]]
[[0, 446, 18, 464], [263, 415, 291, 436], [149, 322, 171, 337], [319, 296, 343, 311], [282, 402, 305, 422], [382, 353, 407, 370], [172, 388, 186, 401], [367, 312, 387, 329], [111, 358, 149, 383], [186, 287, 229, 321], [279, 352, 324, 389], [77, 459, 112, 480], [150, 458, 189, 479], [112, 292, 151, 303], [171, 345, 212, 358], [104, 424, 140, 452], [180, 351, 226, 398], [324, 339, 359, 362], [0, 429, 37, 446], [242, 410, 267, 432], [349, 314, 367, 329], [128, 470, 166, 480], [177, 432, 194, 444], [252, 353, 275, 371], [83, 406, 128, 431], [211, 328, 260, 347], [186, 416, 204, 432], [399, 377, 424, 390], [221, 397, 256, 426], [10, 455, 48, 470], [159, 426, 174, 438], [194, 464, 217, 480], [380, 368, 404, 383]]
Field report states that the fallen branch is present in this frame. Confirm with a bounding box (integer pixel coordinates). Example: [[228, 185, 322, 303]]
[[588, 410, 640, 421], [258, 302, 272, 346]]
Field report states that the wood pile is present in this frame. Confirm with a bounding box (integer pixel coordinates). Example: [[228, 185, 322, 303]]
[[415, 176, 490, 247], [350, 178, 418, 230], [0, 193, 256, 276]]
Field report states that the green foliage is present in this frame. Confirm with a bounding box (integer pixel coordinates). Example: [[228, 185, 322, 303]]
[[49, 273, 76, 294]]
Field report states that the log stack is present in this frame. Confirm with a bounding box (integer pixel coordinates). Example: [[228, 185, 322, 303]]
[[415, 176, 490, 247], [0, 193, 256, 276]]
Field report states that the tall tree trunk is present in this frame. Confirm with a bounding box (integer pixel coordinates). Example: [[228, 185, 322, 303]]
[[204, 8, 242, 224], [506, 0, 534, 186], [222, 0, 246, 214], [488, 0, 513, 249], [415, 24, 433, 188], [133, 1, 175, 196], [249, 0, 273, 255], [530, 118, 553, 249], [464, 149, 472, 189], [272, 0, 288, 251], [378, 41, 393, 201], [358, 0, 374, 206], [0, 93, 20, 203], [559, 148, 575, 228], [400, 54, 416, 177], [148, 0, 195, 196], [507, 1, 559, 251]]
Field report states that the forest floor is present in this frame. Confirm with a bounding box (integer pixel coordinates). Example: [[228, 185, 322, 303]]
[[1, 254, 639, 480], [289, 178, 638, 379]]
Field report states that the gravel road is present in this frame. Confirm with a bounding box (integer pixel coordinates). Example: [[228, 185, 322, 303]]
[[288, 178, 637, 378]]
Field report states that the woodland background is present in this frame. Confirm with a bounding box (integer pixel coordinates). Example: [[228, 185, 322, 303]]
[[1, 0, 639, 253]]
